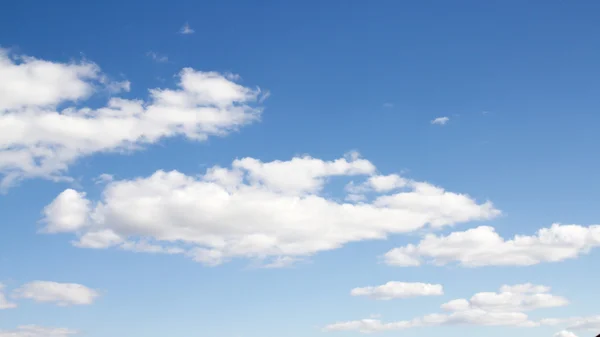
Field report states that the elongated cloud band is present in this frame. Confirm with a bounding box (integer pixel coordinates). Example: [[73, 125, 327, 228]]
[[41, 153, 499, 267]]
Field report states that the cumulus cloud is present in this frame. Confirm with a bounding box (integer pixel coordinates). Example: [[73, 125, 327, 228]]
[[0, 48, 264, 188], [0, 49, 99, 110], [554, 331, 578, 337], [0, 326, 77, 337], [40, 153, 499, 267], [383, 224, 600, 267], [13, 281, 99, 306], [431, 117, 449, 125], [351, 281, 443, 300], [324, 283, 566, 333], [0, 283, 16, 309]]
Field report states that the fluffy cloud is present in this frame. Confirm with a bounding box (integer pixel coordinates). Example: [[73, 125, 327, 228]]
[[384, 224, 600, 267], [13, 281, 99, 306], [0, 326, 77, 337], [0, 283, 16, 309], [325, 283, 566, 333], [350, 281, 443, 300], [431, 117, 449, 125], [0, 48, 264, 188], [0, 49, 99, 111], [41, 153, 499, 267]]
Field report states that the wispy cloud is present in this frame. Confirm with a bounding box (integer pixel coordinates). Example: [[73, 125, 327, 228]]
[[179, 23, 195, 35], [146, 51, 168, 63], [431, 116, 449, 125], [383, 103, 394, 108]]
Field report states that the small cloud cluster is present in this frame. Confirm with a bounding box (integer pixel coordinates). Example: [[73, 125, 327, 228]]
[[0, 48, 265, 188], [325, 283, 569, 333]]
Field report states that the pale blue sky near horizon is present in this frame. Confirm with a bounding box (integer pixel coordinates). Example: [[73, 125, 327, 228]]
[[0, 1, 599, 337]]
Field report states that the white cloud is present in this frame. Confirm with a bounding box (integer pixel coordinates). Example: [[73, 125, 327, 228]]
[[13, 281, 99, 306], [0, 48, 264, 188], [146, 51, 168, 63], [554, 331, 578, 337], [40, 153, 499, 267], [440, 283, 568, 313], [346, 174, 408, 194], [431, 117, 449, 125], [0, 49, 98, 110], [0, 326, 77, 337], [351, 281, 443, 300], [382, 103, 393, 108], [366, 174, 408, 192], [324, 283, 566, 333], [0, 283, 16, 309], [94, 173, 114, 184], [41, 189, 91, 233], [102, 78, 130, 94], [383, 224, 600, 267], [179, 23, 194, 34]]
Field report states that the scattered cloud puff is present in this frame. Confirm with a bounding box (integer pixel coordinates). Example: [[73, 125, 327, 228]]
[[431, 116, 449, 125], [0, 283, 17, 309], [555, 331, 579, 337], [382, 103, 394, 108], [0, 48, 265, 189], [324, 283, 568, 333], [383, 224, 600, 267], [40, 153, 499, 267], [179, 22, 194, 34], [146, 51, 168, 63], [351, 281, 443, 300], [94, 173, 114, 185], [0, 325, 77, 337], [13, 281, 100, 306]]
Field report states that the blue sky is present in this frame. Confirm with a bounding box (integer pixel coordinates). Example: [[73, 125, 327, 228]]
[[1, 1, 599, 337]]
